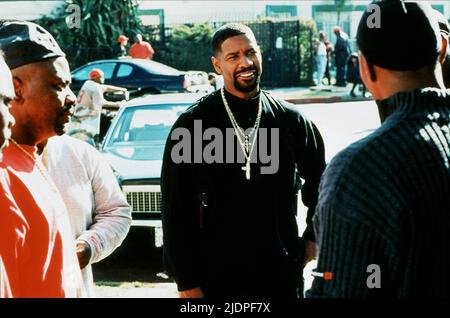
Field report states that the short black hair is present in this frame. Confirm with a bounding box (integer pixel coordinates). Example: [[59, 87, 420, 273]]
[[211, 23, 256, 56]]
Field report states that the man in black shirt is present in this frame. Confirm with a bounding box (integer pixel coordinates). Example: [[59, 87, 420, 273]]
[[161, 23, 326, 298]]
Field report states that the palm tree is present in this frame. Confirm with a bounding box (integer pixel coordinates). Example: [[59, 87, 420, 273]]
[[36, 0, 143, 69]]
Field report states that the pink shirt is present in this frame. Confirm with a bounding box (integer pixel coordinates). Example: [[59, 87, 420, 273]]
[[0, 143, 83, 298], [129, 41, 155, 59]]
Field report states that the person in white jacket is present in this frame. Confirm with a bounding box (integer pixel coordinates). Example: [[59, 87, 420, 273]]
[[39, 135, 132, 297]]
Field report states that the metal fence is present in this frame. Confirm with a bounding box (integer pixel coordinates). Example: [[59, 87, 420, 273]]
[[143, 19, 315, 88]]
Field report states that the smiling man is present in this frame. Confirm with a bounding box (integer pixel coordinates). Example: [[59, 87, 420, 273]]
[[0, 20, 83, 297], [161, 23, 326, 298]]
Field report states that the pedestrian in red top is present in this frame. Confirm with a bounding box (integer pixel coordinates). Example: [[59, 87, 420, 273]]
[[129, 34, 155, 60], [113, 35, 129, 58]]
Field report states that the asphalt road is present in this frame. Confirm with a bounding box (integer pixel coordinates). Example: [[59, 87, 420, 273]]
[[92, 100, 381, 298], [297, 99, 381, 163]]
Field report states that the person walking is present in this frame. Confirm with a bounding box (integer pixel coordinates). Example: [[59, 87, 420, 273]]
[[333, 26, 351, 87], [113, 35, 129, 58], [346, 53, 366, 97], [316, 31, 327, 87], [129, 34, 155, 60]]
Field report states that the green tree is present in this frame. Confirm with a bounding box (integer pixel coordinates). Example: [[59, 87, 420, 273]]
[[299, 19, 317, 86], [155, 23, 215, 72], [36, 0, 142, 69]]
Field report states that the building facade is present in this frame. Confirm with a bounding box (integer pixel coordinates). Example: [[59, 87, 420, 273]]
[[1, 0, 449, 38], [0, 0, 65, 21], [138, 0, 450, 44]]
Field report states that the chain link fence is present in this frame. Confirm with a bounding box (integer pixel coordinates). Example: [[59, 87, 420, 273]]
[[143, 18, 316, 87]]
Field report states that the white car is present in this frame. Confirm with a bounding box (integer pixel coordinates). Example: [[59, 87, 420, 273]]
[[100, 93, 206, 246]]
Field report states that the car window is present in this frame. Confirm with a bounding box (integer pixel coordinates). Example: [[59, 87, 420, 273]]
[[116, 64, 134, 78], [132, 59, 181, 76], [105, 104, 188, 161], [73, 63, 116, 81]]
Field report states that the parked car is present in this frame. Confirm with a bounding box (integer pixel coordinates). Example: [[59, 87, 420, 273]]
[[71, 59, 212, 98], [100, 93, 205, 246]]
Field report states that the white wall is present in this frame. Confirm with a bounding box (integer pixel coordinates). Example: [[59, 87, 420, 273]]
[[139, 1, 261, 24], [1, 0, 448, 26], [0, 0, 65, 20]]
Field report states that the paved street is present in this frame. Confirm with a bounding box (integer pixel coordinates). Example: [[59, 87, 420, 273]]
[[298, 99, 381, 163], [295, 99, 380, 291], [92, 99, 381, 298]]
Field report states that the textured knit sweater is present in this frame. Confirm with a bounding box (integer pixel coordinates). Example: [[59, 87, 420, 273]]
[[307, 88, 450, 298]]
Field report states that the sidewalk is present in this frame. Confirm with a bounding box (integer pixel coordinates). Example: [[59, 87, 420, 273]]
[[267, 84, 372, 105]]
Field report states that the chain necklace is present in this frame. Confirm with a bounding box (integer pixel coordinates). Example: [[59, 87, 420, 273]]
[[9, 138, 58, 193], [221, 88, 262, 180]]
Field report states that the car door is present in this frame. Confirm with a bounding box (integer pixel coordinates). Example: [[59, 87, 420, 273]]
[[113, 63, 177, 94], [112, 63, 144, 94]]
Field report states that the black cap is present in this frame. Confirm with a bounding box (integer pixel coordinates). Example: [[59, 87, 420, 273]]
[[0, 20, 65, 70], [357, 0, 441, 71]]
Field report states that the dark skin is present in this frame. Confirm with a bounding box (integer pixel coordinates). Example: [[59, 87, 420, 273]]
[[90, 74, 127, 110], [359, 51, 445, 102], [11, 57, 91, 269], [11, 57, 76, 146], [76, 241, 92, 269]]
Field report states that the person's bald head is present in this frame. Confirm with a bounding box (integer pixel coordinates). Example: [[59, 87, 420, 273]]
[[0, 20, 75, 145]]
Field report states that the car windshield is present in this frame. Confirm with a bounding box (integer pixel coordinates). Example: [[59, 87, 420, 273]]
[[72, 62, 116, 81], [132, 59, 182, 76], [104, 104, 188, 161]]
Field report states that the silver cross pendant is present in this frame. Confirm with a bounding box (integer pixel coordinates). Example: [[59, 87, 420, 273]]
[[242, 159, 251, 180]]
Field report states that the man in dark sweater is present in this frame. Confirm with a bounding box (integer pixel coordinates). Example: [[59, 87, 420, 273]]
[[307, 0, 450, 298], [333, 26, 351, 87]]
